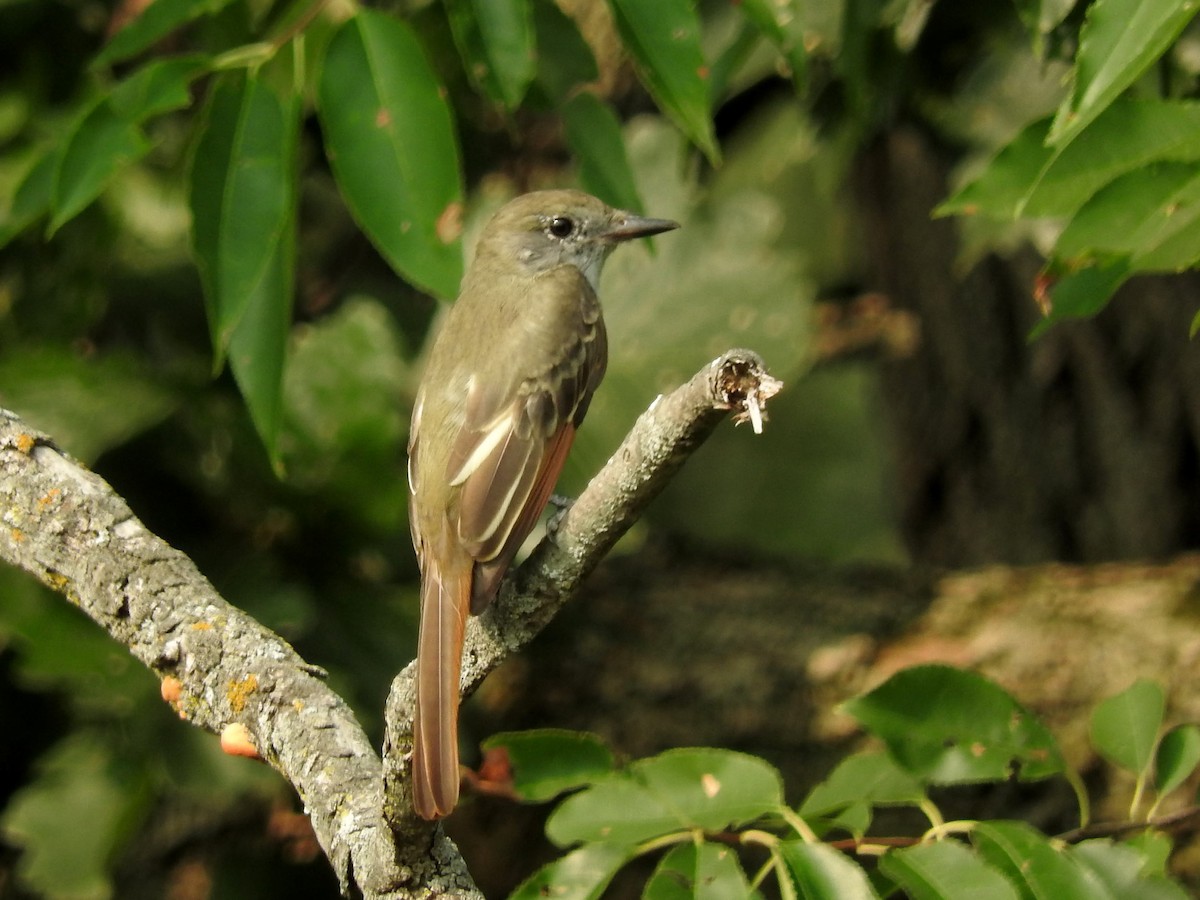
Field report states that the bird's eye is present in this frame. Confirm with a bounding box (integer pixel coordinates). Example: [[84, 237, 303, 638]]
[[548, 216, 575, 238]]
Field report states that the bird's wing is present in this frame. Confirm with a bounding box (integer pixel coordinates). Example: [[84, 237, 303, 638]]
[[446, 269, 607, 612]]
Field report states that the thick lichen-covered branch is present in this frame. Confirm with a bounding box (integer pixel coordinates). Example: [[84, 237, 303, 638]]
[[0, 409, 468, 899]]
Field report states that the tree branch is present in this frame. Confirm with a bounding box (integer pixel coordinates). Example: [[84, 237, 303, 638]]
[[381, 349, 783, 830], [0, 348, 781, 897]]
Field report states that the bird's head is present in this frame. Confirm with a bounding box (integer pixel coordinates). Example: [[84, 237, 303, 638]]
[[478, 189, 678, 291]]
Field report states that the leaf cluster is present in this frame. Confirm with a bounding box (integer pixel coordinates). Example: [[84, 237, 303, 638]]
[[488, 667, 1198, 899], [939, 0, 1200, 334]]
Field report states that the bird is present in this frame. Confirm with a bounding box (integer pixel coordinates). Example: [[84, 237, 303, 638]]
[[406, 189, 679, 819]]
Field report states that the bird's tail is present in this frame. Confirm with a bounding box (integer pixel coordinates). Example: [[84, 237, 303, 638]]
[[412, 555, 471, 819]]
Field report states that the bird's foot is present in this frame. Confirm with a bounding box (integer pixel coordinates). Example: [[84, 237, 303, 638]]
[[546, 493, 574, 537]]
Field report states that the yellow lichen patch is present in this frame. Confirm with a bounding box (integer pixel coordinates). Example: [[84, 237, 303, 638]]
[[15, 433, 34, 454], [9, 528, 23, 542], [44, 571, 70, 592], [190, 621, 212, 631], [36, 488, 61, 509], [292, 699, 305, 712], [226, 674, 259, 713]]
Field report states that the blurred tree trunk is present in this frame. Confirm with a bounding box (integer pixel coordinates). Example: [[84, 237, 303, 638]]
[[857, 126, 1200, 566]]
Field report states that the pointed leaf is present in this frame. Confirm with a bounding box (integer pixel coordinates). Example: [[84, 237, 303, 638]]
[[482, 729, 614, 802], [95, 0, 238, 67], [973, 821, 1112, 900], [189, 72, 298, 460], [445, 0, 535, 109], [49, 102, 149, 233], [1090, 679, 1165, 777], [530, 0, 599, 103], [190, 73, 296, 351], [841, 665, 1066, 785], [1155, 724, 1200, 798], [317, 10, 463, 299], [108, 55, 208, 120], [49, 56, 206, 234], [800, 751, 926, 818], [563, 92, 645, 214], [1071, 839, 1191, 899], [879, 841, 1020, 900], [510, 843, 631, 900], [547, 749, 783, 847], [938, 117, 1054, 220], [779, 841, 881, 900], [1033, 258, 1130, 332], [1054, 164, 1197, 259], [645, 842, 753, 900], [1048, 0, 1199, 147], [606, 0, 719, 162], [0, 150, 58, 248], [1024, 100, 1200, 218]]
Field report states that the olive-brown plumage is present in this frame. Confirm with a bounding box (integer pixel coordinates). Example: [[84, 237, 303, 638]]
[[407, 190, 677, 819]]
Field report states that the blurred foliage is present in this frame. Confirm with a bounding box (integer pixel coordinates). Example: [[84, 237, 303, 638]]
[[1, 0, 1198, 894]]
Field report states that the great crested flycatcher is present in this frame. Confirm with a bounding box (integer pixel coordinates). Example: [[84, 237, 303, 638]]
[[407, 189, 678, 819]]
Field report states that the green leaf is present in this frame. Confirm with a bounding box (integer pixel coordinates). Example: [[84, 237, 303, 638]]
[[841, 665, 1066, 785], [0, 150, 58, 248], [606, 0, 719, 163], [49, 57, 207, 234], [189, 71, 298, 461], [1124, 830, 1173, 877], [644, 842, 753, 900], [546, 749, 784, 847], [317, 9, 464, 299], [510, 843, 631, 900], [1032, 258, 1130, 333], [529, 0, 598, 103], [800, 751, 926, 817], [779, 841, 880, 900], [481, 729, 615, 802], [108, 55, 208, 120], [563, 92, 645, 214], [1048, 0, 1200, 147], [973, 821, 1111, 900], [879, 841, 1020, 900], [2, 736, 147, 900], [1054, 164, 1197, 259], [94, 0, 238, 67], [1155, 724, 1200, 798], [1090, 679, 1165, 777], [1071, 839, 1191, 900], [445, 0, 535, 109], [938, 117, 1054, 220], [49, 102, 149, 233], [1024, 100, 1200, 218]]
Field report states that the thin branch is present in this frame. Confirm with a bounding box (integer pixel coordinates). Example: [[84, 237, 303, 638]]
[[1055, 804, 1200, 844], [382, 349, 783, 829]]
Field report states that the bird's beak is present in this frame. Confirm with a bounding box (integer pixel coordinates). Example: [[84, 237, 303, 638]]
[[605, 212, 680, 242]]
